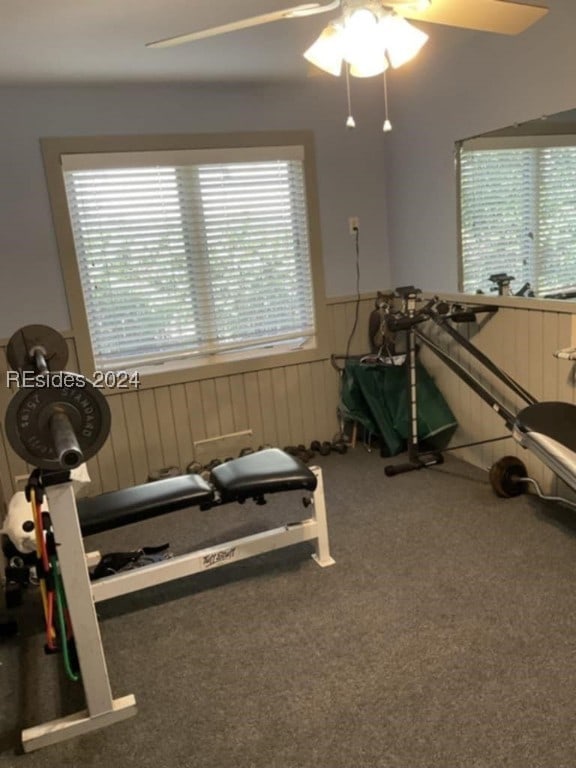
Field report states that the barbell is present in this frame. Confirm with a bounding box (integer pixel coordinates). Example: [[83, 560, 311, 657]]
[[4, 325, 110, 471]]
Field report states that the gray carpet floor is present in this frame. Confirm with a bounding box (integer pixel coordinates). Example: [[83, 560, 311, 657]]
[[2, 448, 576, 767]]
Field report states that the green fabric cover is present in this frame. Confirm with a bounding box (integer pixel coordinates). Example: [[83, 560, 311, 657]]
[[340, 359, 457, 456]]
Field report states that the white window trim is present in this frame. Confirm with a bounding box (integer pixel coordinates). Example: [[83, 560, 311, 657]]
[[61, 145, 305, 171]]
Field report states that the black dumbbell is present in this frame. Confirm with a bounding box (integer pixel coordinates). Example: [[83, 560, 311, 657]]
[[284, 445, 314, 463], [148, 466, 181, 482]]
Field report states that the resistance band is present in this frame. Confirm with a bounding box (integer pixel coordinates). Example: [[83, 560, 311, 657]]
[[29, 488, 79, 681]]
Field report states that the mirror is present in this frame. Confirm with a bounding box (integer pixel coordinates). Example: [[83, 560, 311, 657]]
[[457, 107, 576, 300]]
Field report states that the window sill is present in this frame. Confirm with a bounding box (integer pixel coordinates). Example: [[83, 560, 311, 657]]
[[100, 335, 329, 394]]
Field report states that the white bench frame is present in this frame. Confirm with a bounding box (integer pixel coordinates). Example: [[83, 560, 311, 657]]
[[21, 466, 334, 752]]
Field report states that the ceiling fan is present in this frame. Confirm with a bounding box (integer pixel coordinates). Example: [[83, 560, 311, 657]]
[[146, 0, 549, 50]]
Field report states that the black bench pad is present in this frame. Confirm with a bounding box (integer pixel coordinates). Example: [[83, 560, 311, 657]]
[[78, 474, 214, 536], [211, 448, 316, 503], [517, 401, 576, 453], [77, 449, 315, 537]]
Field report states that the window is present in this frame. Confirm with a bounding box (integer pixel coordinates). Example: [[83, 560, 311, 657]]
[[42, 134, 326, 382], [58, 144, 317, 372], [458, 135, 576, 298]]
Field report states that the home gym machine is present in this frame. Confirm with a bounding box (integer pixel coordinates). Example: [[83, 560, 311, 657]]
[[384, 294, 576, 500], [377, 287, 445, 475], [1, 325, 335, 752], [380, 287, 477, 477]]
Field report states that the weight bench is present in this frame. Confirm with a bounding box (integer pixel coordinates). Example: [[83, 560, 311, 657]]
[[78, 448, 318, 535], [22, 449, 334, 752], [0, 325, 336, 752]]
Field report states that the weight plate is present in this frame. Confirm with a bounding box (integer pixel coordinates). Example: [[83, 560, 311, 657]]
[[489, 455, 527, 498], [6, 325, 69, 373], [5, 376, 111, 470]]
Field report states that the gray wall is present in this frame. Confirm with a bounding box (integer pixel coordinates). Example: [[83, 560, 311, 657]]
[[5, 5, 573, 334], [0, 78, 392, 338], [385, 0, 576, 293]]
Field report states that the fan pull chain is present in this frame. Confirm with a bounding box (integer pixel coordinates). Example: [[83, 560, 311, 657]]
[[345, 63, 356, 128], [383, 69, 392, 132]]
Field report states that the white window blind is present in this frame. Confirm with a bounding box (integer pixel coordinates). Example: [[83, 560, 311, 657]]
[[459, 138, 576, 297], [537, 147, 576, 294], [62, 147, 316, 369]]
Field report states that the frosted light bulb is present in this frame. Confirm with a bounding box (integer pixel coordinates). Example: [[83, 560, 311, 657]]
[[343, 9, 382, 65]]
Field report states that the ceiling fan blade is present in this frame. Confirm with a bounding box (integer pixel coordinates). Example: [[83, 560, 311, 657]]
[[396, 0, 548, 35], [146, 0, 341, 48]]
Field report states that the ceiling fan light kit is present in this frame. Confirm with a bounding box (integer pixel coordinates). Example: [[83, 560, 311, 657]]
[[303, 3, 430, 79], [304, 3, 430, 131], [145, 0, 549, 132]]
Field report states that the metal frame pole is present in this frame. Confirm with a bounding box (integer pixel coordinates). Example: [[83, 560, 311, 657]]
[[309, 466, 335, 567], [22, 481, 136, 753]]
